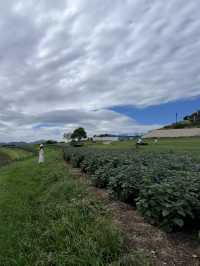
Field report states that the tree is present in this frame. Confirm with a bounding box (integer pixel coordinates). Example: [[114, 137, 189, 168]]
[[45, 140, 57, 144], [71, 127, 87, 141]]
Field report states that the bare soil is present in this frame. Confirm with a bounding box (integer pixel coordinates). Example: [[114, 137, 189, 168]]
[[66, 164, 200, 266]]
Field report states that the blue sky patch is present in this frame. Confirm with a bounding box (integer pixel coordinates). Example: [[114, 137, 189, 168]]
[[110, 97, 200, 125]]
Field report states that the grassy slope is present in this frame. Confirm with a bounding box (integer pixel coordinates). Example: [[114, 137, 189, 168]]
[[0, 147, 33, 168], [0, 147, 32, 161], [0, 152, 11, 167], [139, 137, 200, 153], [0, 147, 126, 266]]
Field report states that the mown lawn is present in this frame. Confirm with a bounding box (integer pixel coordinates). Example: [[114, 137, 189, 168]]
[[0, 147, 126, 266]]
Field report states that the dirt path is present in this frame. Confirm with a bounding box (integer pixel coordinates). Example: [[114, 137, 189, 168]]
[[66, 164, 200, 266]]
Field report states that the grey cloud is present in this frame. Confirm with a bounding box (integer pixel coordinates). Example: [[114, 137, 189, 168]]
[[0, 0, 200, 140], [0, 108, 161, 141]]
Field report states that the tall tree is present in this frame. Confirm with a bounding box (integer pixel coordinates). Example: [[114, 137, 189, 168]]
[[71, 127, 87, 141]]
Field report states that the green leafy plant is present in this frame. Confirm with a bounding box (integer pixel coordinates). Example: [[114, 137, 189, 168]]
[[71, 127, 87, 141], [137, 172, 200, 231], [63, 147, 200, 233], [108, 165, 146, 204]]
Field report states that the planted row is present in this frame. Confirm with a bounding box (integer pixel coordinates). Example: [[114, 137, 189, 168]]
[[63, 147, 200, 232]]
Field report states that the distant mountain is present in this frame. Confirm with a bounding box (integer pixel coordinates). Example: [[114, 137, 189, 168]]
[[30, 140, 46, 144], [0, 141, 28, 147], [0, 140, 46, 147]]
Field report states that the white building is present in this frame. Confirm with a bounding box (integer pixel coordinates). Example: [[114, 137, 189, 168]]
[[93, 136, 119, 142]]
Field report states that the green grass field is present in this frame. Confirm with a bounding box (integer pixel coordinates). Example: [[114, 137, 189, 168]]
[[1, 139, 199, 265], [85, 137, 200, 154], [0, 147, 146, 266], [0, 147, 33, 168], [0, 147, 33, 161]]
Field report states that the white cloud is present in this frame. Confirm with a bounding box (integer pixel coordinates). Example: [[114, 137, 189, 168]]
[[0, 0, 200, 141], [0, 109, 161, 142]]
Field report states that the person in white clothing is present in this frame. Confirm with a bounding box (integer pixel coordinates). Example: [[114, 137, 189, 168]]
[[38, 144, 45, 163]]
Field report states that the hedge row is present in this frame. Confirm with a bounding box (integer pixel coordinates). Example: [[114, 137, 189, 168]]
[[63, 147, 200, 232]]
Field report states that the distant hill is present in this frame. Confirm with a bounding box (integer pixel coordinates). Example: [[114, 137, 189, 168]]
[[163, 110, 200, 129], [0, 141, 28, 147], [30, 140, 46, 144], [0, 140, 46, 147]]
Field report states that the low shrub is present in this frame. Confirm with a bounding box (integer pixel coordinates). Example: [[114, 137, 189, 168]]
[[91, 164, 119, 188], [109, 165, 146, 204], [63, 147, 200, 232], [137, 172, 200, 231]]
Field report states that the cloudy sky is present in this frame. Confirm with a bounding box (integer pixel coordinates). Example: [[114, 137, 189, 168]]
[[0, 0, 200, 141]]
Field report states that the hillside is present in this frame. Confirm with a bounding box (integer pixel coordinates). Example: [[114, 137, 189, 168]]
[[163, 110, 200, 129], [144, 128, 200, 138], [143, 109, 200, 138], [0, 147, 33, 167]]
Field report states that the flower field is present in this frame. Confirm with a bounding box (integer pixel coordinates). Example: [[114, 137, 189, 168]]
[[63, 147, 200, 233]]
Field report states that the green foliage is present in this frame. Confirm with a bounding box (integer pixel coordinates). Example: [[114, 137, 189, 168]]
[[0, 152, 11, 167], [91, 164, 119, 188], [71, 127, 87, 141], [0, 147, 33, 165], [45, 140, 57, 144], [109, 165, 146, 204], [137, 172, 200, 231], [111, 252, 153, 266], [0, 148, 126, 265], [63, 147, 200, 232]]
